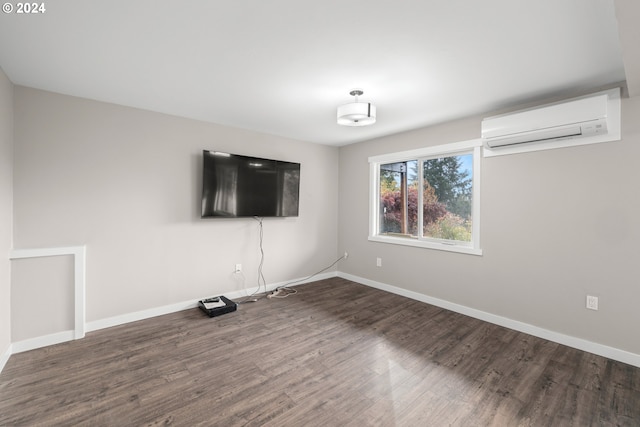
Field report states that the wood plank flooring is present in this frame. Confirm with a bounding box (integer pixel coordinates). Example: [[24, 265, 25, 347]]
[[1, 277, 639, 426]]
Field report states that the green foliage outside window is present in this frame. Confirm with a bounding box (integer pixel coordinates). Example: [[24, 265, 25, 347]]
[[380, 154, 472, 242]]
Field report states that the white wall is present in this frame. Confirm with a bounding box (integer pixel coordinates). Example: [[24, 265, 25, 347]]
[[0, 68, 13, 366], [338, 94, 640, 357], [12, 86, 339, 336]]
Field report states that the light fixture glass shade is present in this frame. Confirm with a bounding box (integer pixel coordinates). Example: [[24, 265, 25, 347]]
[[337, 102, 376, 126]]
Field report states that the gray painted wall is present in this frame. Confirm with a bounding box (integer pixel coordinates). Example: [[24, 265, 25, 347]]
[[338, 95, 640, 356], [0, 68, 13, 361], [7, 82, 640, 361], [12, 87, 339, 337]]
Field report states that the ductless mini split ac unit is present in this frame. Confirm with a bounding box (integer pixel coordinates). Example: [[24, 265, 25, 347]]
[[482, 87, 621, 157]]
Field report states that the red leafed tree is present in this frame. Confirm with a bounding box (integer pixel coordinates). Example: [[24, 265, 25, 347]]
[[381, 183, 446, 235]]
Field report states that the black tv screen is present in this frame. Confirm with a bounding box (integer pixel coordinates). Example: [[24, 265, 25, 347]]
[[201, 150, 301, 218]]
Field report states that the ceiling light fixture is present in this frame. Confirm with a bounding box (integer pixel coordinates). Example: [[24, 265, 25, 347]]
[[337, 89, 376, 126]]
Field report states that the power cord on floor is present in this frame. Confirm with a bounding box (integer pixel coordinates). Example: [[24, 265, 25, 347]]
[[267, 253, 347, 299], [235, 217, 348, 302]]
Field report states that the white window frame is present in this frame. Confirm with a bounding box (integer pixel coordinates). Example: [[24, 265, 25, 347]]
[[368, 139, 482, 256]]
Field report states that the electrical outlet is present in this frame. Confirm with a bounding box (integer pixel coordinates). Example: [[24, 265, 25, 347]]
[[235, 264, 242, 273], [376, 257, 382, 267], [344, 251, 348, 259], [586, 295, 598, 311]]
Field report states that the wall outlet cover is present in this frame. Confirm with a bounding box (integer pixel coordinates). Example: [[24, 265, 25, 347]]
[[586, 295, 599, 310]]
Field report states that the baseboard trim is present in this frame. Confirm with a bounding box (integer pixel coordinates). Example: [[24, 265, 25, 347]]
[[0, 343, 12, 374], [224, 271, 337, 301], [1, 270, 337, 370], [11, 330, 76, 354], [338, 272, 640, 368], [86, 300, 199, 332], [86, 271, 338, 333]]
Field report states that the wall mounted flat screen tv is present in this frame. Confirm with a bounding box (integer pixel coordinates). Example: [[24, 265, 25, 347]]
[[201, 150, 301, 218]]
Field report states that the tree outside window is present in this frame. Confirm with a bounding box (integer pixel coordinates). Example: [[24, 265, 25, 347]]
[[422, 155, 472, 242], [369, 139, 481, 255]]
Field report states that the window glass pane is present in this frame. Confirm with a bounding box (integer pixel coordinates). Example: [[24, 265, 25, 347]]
[[422, 154, 473, 242], [379, 160, 419, 237]]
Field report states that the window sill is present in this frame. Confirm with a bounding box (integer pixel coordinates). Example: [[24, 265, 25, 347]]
[[368, 234, 483, 256]]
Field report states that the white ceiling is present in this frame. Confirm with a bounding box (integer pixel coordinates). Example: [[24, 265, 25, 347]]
[[0, 0, 635, 146]]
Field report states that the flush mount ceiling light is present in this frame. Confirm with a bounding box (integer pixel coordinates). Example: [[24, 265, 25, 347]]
[[337, 89, 376, 126]]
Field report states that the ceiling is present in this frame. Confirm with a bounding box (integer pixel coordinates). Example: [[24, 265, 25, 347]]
[[0, 0, 636, 146]]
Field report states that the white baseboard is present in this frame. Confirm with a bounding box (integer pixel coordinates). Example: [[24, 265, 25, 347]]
[[86, 300, 200, 332], [3, 270, 339, 365], [87, 271, 338, 333], [338, 272, 640, 369], [0, 343, 12, 374], [7, 270, 636, 371], [11, 330, 76, 354], [224, 271, 337, 301]]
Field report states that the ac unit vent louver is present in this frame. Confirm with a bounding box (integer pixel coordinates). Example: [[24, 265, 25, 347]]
[[482, 88, 620, 156]]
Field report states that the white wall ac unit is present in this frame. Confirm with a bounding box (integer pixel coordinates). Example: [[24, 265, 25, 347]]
[[482, 88, 620, 156]]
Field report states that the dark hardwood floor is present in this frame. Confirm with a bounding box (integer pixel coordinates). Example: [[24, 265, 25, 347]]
[[1, 277, 639, 426]]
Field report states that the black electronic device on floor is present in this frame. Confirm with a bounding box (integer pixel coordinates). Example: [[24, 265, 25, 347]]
[[198, 295, 237, 317]]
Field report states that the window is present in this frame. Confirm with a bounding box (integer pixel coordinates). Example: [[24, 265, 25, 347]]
[[369, 139, 482, 255]]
